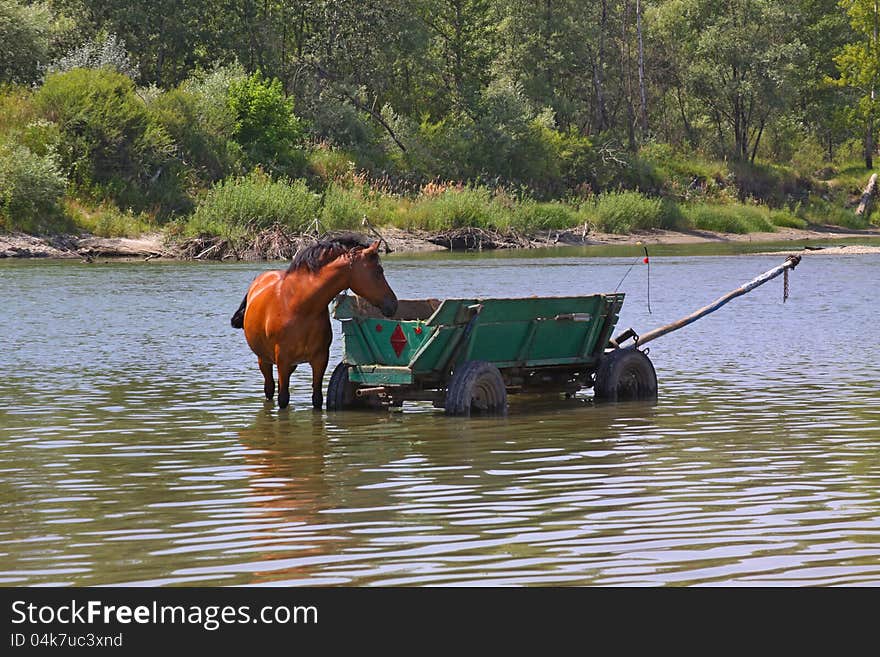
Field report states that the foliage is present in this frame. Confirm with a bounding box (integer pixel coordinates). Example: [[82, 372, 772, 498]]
[[147, 88, 240, 187], [65, 199, 155, 237], [652, 0, 805, 162], [34, 68, 181, 211], [0, 140, 68, 232], [681, 202, 777, 233], [50, 33, 138, 78], [0, 0, 53, 84], [186, 170, 320, 241], [1, 0, 876, 240], [833, 0, 880, 167], [227, 72, 306, 176], [592, 191, 671, 233]]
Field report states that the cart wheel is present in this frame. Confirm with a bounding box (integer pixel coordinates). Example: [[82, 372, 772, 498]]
[[594, 348, 658, 403], [326, 361, 380, 410], [445, 360, 507, 417]]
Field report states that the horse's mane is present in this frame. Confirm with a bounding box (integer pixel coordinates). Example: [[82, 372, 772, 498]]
[[287, 233, 372, 273]]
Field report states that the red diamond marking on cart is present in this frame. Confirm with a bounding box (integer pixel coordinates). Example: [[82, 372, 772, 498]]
[[390, 323, 407, 357]]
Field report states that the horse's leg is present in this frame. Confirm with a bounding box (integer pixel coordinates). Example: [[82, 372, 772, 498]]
[[277, 360, 296, 410], [309, 350, 329, 410], [258, 357, 275, 400]]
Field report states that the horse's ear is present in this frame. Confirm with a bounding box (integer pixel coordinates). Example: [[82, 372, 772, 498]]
[[365, 241, 380, 254]]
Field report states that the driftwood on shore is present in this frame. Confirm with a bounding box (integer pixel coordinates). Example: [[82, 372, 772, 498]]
[[856, 173, 878, 216], [425, 227, 527, 251], [177, 225, 304, 261], [422, 226, 588, 251]]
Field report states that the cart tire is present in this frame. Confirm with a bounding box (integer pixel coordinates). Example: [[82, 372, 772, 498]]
[[445, 360, 508, 417], [594, 348, 658, 403], [326, 361, 380, 410]]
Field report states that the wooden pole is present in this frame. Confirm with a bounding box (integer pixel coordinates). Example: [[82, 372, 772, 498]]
[[856, 173, 877, 216], [615, 255, 802, 347]]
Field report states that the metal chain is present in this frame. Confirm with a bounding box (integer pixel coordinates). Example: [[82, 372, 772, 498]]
[[783, 268, 789, 303]]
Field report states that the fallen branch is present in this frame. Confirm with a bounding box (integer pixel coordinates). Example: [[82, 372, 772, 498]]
[[856, 172, 877, 216], [194, 243, 222, 260]]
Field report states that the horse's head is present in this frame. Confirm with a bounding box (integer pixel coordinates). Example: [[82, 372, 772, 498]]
[[347, 241, 398, 317]]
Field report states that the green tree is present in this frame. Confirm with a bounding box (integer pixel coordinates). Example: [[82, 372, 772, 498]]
[[64, 0, 215, 86], [416, 0, 498, 115], [790, 0, 850, 162], [653, 0, 804, 162], [0, 0, 53, 84], [835, 0, 880, 167], [227, 72, 306, 175]]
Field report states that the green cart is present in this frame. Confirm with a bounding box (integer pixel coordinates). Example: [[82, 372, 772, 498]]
[[326, 293, 657, 416]]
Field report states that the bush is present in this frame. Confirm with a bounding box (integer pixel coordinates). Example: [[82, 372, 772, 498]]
[[0, 140, 68, 232], [49, 33, 138, 78], [181, 63, 245, 138], [186, 170, 320, 241], [382, 80, 610, 197], [0, 0, 52, 84], [227, 72, 306, 176], [148, 87, 242, 185], [308, 146, 357, 186], [0, 86, 38, 138], [306, 91, 387, 169], [681, 203, 776, 234], [35, 68, 180, 211], [593, 191, 667, 233]]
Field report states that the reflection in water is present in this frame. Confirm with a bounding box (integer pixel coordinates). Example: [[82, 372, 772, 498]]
[[1, 253, 879, 586]]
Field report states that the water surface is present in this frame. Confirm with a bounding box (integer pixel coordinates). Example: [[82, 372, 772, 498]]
[[1, 246, 878, 586]]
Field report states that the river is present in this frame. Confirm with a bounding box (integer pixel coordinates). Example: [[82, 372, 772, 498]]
[[1, 245, 878, 586]]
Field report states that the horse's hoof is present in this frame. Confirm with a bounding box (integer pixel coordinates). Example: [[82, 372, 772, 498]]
[[278, 393, 290, 409]]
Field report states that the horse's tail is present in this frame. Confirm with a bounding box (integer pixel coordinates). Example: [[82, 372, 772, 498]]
[[230, 294, 247, 329]]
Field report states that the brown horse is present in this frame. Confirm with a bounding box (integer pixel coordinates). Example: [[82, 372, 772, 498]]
[[231, 234, 398, 410]]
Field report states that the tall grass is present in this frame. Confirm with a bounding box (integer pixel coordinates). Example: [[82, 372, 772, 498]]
[[591, 191, 678, 233], [681, 203, 776, 234], [320, 183, 372, 230], [65, 200, 156, 237], [185, 169, 319, 241], [510, 201, 582, 231], [768, 209, 807, 229], [800, 196, 869, 229], [404, 186, 509, 231]]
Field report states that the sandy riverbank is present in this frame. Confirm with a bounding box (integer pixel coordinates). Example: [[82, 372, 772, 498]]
[[2, 224, 880, 260]]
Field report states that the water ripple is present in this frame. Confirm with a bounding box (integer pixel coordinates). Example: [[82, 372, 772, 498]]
[[1, 256, 879, 585]]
